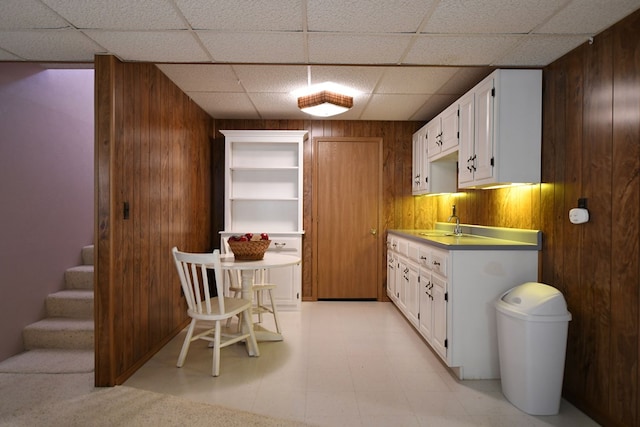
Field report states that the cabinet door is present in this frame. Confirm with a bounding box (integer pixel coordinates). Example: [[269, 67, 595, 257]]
[[418, 269, 432, 341], [411, 131, 424, 194], [439, 103, 459, 154], [266, 264, 300, 309], [386, 252, 396, 301], [473, 77, 495, 182], [406, 261, 420, 327], [426, 118, 441, 158], [457, 92, 475, 186], [264, 235, 302, 310], [396, 258, 408, 311], [431, 274, 448, 359]]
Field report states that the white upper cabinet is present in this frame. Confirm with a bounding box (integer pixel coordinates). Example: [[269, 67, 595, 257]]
[[458, 69, 542, 189]]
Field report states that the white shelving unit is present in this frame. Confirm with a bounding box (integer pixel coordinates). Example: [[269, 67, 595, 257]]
[[221, 130, 307, 310]]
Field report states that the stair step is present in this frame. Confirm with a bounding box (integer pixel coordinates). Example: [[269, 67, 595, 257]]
[[46, 290, 93, 319], [23, 318, 94, 350], [64, 265, 94, 290], [82, 245, 94, 266]]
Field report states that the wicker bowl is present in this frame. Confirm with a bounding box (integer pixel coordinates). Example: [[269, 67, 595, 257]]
[[227, 239, 271, 260]]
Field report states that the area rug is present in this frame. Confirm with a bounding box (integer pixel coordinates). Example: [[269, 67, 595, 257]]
[[0, 349, 94, 374], [2, 385, 312, 427]]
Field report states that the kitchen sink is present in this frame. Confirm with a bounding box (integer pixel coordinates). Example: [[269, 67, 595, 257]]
[[419, 231, 488, 239]]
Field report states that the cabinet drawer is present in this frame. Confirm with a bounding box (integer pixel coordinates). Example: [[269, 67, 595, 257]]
[[387, 236, 398, 252], [396, 238, 408, 257], [418, 246, 430, 268], [430, 249, 448, 277], [407, 242, 420, 262], [265, 236, 301, 255]]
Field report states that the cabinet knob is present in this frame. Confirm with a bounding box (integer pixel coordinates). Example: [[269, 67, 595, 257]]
[[370, 228, 377, 236]]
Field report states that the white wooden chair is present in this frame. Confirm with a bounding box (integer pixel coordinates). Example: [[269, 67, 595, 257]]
[[227, 268, 282, 334], [172, 247, 259, 376], [222, 240, 282, 333]]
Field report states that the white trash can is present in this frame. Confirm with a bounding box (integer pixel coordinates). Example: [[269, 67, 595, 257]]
[[495, 282, 572, 415]]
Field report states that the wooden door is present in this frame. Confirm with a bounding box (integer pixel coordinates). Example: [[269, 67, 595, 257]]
[[313, 137, 382, 299]]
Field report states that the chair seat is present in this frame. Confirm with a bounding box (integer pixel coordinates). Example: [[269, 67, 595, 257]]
[[188, 296, 252, 321]]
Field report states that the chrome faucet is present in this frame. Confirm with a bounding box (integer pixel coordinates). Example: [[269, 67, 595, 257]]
[[448, 204, 462, 236]]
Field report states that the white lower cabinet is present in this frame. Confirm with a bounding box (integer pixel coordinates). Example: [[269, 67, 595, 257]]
[[387, 232, 539, 379]]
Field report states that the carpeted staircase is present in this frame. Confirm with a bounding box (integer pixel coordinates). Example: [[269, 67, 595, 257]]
[[22, 245, 95, 351], [0, 245, 96, 374]]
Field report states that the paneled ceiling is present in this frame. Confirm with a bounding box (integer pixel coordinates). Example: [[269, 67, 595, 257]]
[[1, 0, 639, 121]]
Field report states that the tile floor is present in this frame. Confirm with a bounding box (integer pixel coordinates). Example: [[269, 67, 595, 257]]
[[125, 301, 599, 427]]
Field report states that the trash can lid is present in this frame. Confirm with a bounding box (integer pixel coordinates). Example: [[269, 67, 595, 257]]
[[498, 282, 571, 317]]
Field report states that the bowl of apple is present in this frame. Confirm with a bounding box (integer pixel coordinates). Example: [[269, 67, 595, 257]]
[[227, 233, 271, 260]]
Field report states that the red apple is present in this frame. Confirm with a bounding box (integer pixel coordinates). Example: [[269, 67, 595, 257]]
[[260, 233, 269, 240], [238, 235, 248, 241], [245, 233, 253, 240]]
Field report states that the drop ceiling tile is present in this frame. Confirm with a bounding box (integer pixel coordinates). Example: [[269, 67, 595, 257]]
[[248, 93, 308, 120], [308, 34, 411, 64], [0, 47, 22, 60], [42, 0, 186, 30], [494, 35, 588, 66], [0, 0, 70, 29], [307, 0, 435, 33], [197, 32, 305, 63], [404, 35, 520, 65], [361, 94, 430, 121], [308, 66, 386, 93], [535, 0, 640, 34], [187, 91, 258, 119], [0, 30, 103, 61], [156, 64, 239, 92], [423, 0, 560, 34], [234, 65, 307, 93], [175, 0, 303, 31], [84, 31, 210, 62], [376, 67, 461, 94]]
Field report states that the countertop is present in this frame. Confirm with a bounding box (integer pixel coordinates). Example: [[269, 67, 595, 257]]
[[388, 223, 542, 251]]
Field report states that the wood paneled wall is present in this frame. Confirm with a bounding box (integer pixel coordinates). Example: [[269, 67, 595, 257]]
[[95, 56, 213, 386], [212, 120, 419, 300], [539, 10, 640, 426]]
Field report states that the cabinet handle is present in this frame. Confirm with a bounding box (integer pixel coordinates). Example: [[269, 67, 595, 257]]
[[274, 242, 287, 248], [420, 256, 427, 260], [432, 261, 440, 266]]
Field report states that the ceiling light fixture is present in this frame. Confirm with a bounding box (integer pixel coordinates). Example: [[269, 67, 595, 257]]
[[298, 90, 353, 117], [295, 67, 355, 117]]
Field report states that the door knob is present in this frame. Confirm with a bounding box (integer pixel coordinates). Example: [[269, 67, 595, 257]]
[[370, 228, 377, 236]]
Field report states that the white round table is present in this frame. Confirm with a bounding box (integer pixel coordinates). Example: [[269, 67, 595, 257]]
[[220, 253, 301, 341]]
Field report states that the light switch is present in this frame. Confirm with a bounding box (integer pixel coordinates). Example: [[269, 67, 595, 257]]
[[569, 208, 589, 224]]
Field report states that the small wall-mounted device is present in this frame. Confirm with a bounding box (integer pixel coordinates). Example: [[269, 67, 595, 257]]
[[569, 198, 589, 224], [569, 208, 589, 224]]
